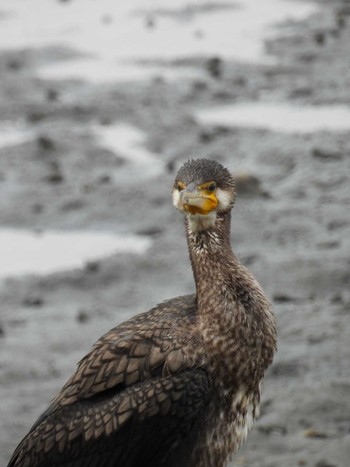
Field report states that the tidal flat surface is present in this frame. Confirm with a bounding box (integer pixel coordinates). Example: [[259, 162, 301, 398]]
[[0, 1, 350, 466]]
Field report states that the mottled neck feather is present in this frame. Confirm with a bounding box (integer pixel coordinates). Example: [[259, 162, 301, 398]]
[[186, 211, 240, 317], [185, 210, 274, 350]]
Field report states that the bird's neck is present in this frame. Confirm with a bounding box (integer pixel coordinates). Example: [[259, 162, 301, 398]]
[[185, 210, 276, 389], [186, 211, 241, 322]]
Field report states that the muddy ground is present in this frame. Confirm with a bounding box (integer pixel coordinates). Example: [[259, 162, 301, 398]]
[[1, 1, 350, 466]]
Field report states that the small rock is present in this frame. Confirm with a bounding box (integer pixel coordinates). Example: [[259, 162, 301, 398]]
[[137, 227, 163, 237], [240, 254, 258, 266], [199, 131, 213, 143], [271, 360, 306, 377], [315, 460, 337, 467], [289, 87, 313, 98], [234, 173, 267, 197], [328, 220, 348, 231], [298, 52, 317, 63], [61, 199, 85, 211], [46, 162, 64, 184], [85, 261, 100, 273], [76, 310, 91, 323], [213, 90, 233, 100], [206, 56, 223, 79], [232, 77, 246, 87], [312, 148, 343, 160], [23, 296, 44, 307], [303, 428, 329, 439], [314, 31, 326, 45], [192, 80, 208, 93], [273, 293, 299, 303], [166, 159, 175, 173], [99, 116, 112, 126], [46, 88, 59, 102], [27, 111, 46, 123], [258, 424, 287, 435], [37, 135, 56, 152], [46, 172, 64, 184], [97, 174, 111, 184], [7, 59, 23, 71], [307, 335, 327, 345], [199, 126, 230, 144], [331, 293, 343, 304]]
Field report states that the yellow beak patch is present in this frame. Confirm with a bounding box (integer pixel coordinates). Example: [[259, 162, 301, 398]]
[[180, 191, 218, 215]]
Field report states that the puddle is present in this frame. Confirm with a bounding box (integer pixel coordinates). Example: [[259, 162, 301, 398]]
[[0, 123, 36, 149], [195, 102, 350, 133], [93, 123, 159, 164], [93, 122, 164, 177], [0, 0, 317, 83], [38, 58, 204, 84], [0, 229, 151, 278]]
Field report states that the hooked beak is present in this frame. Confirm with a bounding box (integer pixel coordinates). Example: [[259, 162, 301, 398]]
[[179, 182, 218, 215]]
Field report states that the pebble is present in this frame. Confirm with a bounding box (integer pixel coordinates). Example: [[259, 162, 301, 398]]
[[312, 148, 343, 160], [206, 56, 223, 79], [315, 460, 337, 467], [76, 310, 91, 323], [234, 173, 265, 197], [23, 296, 44, 307]]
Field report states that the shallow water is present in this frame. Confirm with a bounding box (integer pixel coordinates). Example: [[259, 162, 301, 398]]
[[0, 229, 151, 278], [0, 0, 317, 83], [0, 120, 163, 176], [93, 123, 160, 165], [93, 122, 164, 179], [195, 102, 350, 133], [0, 123, 35, 149]]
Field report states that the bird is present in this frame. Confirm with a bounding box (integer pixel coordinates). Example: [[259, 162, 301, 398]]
[[8, 158, 276, 467]]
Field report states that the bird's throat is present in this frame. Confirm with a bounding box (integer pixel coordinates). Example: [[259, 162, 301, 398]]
[[186, 211, 237, 316]]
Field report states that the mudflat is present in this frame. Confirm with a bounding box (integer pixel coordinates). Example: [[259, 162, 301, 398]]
[[1, 1, 350, 466]]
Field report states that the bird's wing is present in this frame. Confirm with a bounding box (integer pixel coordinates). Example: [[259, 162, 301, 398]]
[[9, 369, 209, 467], [48, 294, 197, 408], [8, 295, 207, 467]]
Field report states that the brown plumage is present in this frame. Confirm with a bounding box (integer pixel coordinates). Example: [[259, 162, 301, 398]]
[[8, 159, 276, 467]]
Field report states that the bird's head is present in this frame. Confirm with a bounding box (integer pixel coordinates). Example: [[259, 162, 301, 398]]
[[173, 159, 235, 231]]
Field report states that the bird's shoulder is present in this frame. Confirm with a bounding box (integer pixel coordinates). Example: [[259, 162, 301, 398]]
[[8, 295, 211, 467], [51, 294, 197, 409]]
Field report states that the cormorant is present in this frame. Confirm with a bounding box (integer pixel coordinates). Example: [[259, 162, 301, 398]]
[[8, 158, 276, 467]]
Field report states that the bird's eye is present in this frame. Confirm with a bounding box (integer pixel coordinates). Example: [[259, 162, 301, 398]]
[[208, 182, 216, 192], [177, 181, 185, 191]]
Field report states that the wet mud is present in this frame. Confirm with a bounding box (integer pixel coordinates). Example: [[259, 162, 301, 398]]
[[0, 1, 350, 466]]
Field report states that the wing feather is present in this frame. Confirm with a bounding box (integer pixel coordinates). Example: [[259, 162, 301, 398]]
[[9, 369, 209, 467], [8, 295, 201, 467]]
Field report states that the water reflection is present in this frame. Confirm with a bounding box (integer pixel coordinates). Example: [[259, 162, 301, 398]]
[[0, 0, 317, 83], [0, 123, 35, 149], [93, 123, 160, 165], [0, 229, 151, 278], [195, 102, 350, 133], [92, 122, 164, 178]]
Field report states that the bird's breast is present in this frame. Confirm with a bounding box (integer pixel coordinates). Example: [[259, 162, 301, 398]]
[[191, 386, 260, 467]]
